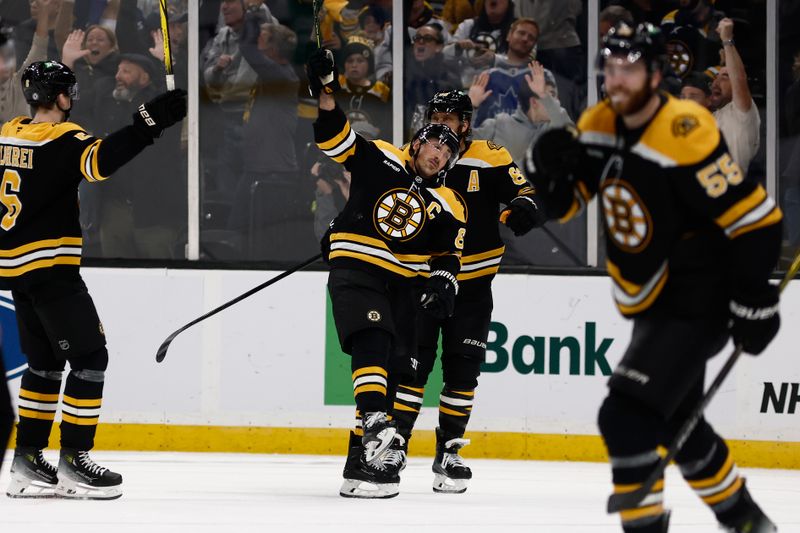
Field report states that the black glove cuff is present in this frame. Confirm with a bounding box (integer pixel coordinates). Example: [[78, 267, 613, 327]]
[[430, 269, 459, 295], [729, 299, 779, 321]]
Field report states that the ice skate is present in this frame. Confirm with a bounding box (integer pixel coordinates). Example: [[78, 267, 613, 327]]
[[361, 411, 396, 463], [432, 427, 472, 493], [340, 431, 406, 499], [55, 449, 122, 500], [6, 447, 58, 498], [720, 484, 777, 533]]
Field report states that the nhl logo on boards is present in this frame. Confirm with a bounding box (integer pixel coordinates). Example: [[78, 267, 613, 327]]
[[373, 188, 425, 241], [367, 310, 381, 322]]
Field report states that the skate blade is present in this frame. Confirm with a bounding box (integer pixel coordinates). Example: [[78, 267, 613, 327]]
[[56, 480, 122, 500], [6, 476, 57, 498], [432, 473, 468, 494], [364, 426, 397, 463], [339, 479, 399, 499]]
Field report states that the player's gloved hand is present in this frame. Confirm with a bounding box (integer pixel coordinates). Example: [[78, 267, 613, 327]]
[[729, 284, 780, 355], [305, 48, 341, 98], [132, 88, 188, 138], [500, 196, 545, 236], [525, 126, 582, 219], [419, 270, 458, 319]]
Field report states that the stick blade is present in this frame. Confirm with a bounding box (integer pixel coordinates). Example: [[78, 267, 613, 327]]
[[155, 331, 179, 362], [606, 488, 645, 514]]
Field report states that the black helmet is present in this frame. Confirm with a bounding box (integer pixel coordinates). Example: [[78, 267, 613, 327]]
[[21, 61, 79, 106], [426, 90, 473, 138], [598, 22, 666, 73], [410, 122, 460, 184]]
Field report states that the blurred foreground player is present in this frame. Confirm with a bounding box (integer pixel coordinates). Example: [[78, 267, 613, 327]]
[[3, 61, 186, 499], [526, 23, 780, 532], [307, 49, 466, 498]]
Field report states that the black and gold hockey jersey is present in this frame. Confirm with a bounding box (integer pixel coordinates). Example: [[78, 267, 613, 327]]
[[561, 94, 782, 317], [444, 140, 535, 281], [315, 105, 466, 280], [0, 116, 152, 285]]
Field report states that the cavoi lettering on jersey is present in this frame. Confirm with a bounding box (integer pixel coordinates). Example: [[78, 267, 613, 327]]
[[482, 321, 614, 377], [760, 382, 800, 414], [0, 144, 34, 169]]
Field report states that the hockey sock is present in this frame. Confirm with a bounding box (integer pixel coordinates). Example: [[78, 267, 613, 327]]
[[598, 392, 667, 531], [678, 435, 747, 523], [392, 384, 424, 440], [16, 368, 63, 449], [350, 329, 391, 415], [60, 369, 105, 450], [438, 386, 474, 438]]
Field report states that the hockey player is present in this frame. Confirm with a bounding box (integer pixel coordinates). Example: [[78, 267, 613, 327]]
[[391, 89, 545, 493], [1, 347, 12, 470], [306, 49, 467, 499], [527, 23, 780, 532], [3, 61, 186, 499]]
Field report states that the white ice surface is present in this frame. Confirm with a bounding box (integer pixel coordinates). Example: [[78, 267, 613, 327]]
[[0, 452, 798, 533]]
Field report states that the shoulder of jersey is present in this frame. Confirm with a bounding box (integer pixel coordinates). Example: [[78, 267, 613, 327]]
[[373, 139, 410, 165], [0, 117, 86, 140], [638, 95, 720, 166], [578, 96, 720, 166], [458, 139, 513, 168], [430, 185, 466, 223]]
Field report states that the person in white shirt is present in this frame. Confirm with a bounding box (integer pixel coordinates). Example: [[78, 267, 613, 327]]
[[709, 17, 760, 175]]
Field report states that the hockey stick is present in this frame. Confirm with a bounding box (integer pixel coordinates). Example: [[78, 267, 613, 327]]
[[541, 225, 583, 266], [312, 0, 322, 48], [606, 251, 800, 513], [158, 0, 175, 90], [155, 253, 323, 362]]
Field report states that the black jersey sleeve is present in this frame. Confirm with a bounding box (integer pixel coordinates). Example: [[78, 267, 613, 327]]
[[56, 123, 154, 183], [314, 104, 373, 173], [673, 135, 782, 290]]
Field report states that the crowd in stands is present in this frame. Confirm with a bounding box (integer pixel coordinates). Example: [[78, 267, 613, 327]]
[[0, 0, 793, 266]]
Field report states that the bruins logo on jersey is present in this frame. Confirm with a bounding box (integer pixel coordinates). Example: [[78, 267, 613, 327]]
[[672, 114, 699, 137], [373, 188, 426, 240], [601, 180, 653, 252]]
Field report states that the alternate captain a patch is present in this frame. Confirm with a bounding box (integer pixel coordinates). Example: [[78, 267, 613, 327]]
[[373, 188, 426, 240]]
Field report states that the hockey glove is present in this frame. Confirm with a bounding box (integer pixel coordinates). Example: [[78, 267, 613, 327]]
[[525, 126, 582, 219], [132, 89, 188, 138], [500, 196, 545, 236], [305, 48, 341, 98], [729, 285, 781, 356], [419, 270, 458, 319]]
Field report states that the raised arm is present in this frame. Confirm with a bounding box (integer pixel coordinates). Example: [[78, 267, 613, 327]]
[[717, 18, 753, 112]]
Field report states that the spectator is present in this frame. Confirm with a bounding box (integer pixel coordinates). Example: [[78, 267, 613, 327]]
[[404, 23, 462, 137], [92, 53, 185, 258], [312, 157, 351, 240], [514, 0, 583, 83], [471, 17, 539, 126], [317, 0, 369, 52], [444, 0, 516, 86], [472, 61, 570, 166], [607, 0, 675, 27], [335, 34, 391, 140], [229, 17, 315, 261], [679, 70, 712, 108], [709, 18, 760, 175], [440, 0, 483, 30], [661, 0, 724, 79], [201, 0, 272, 201], [373, 0, 451, 83], [599, 5, 634, 41], [13, 0, 67, 65], [358, 4, 388, 46], [60, 26, 119, 130], [0, 0, 52, 122]]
